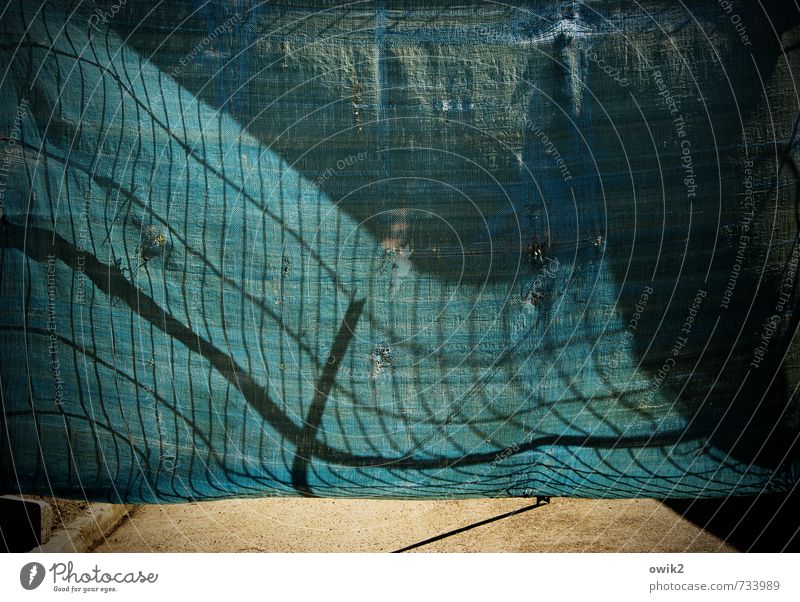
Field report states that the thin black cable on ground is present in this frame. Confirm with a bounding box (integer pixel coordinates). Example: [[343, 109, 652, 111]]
[[392, 498, 550, 553]]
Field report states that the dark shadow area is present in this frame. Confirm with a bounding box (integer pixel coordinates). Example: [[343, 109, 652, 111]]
[[663, 487, 800, 552], [597, 0, 800, 472], [0, 495, 47, 552]]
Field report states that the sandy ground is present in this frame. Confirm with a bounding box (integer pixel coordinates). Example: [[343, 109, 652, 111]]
[[24, 495, 89, 532], [91, 497, 735, 552]]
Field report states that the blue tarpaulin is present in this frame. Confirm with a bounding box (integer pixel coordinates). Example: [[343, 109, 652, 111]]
[[0, 0, 799, 502]]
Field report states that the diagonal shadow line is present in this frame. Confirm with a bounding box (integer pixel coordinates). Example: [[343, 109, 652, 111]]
[[1, 41, 352, 292], [9, 139, 451, 401], [1, 217, 708, 475], [392, 499, 549, 553], [291, 297, 366, 497], [0, 216, 303, 446]]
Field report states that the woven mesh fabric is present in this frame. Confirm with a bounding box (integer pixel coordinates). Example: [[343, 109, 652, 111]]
[[0, 0, 799, 502]]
